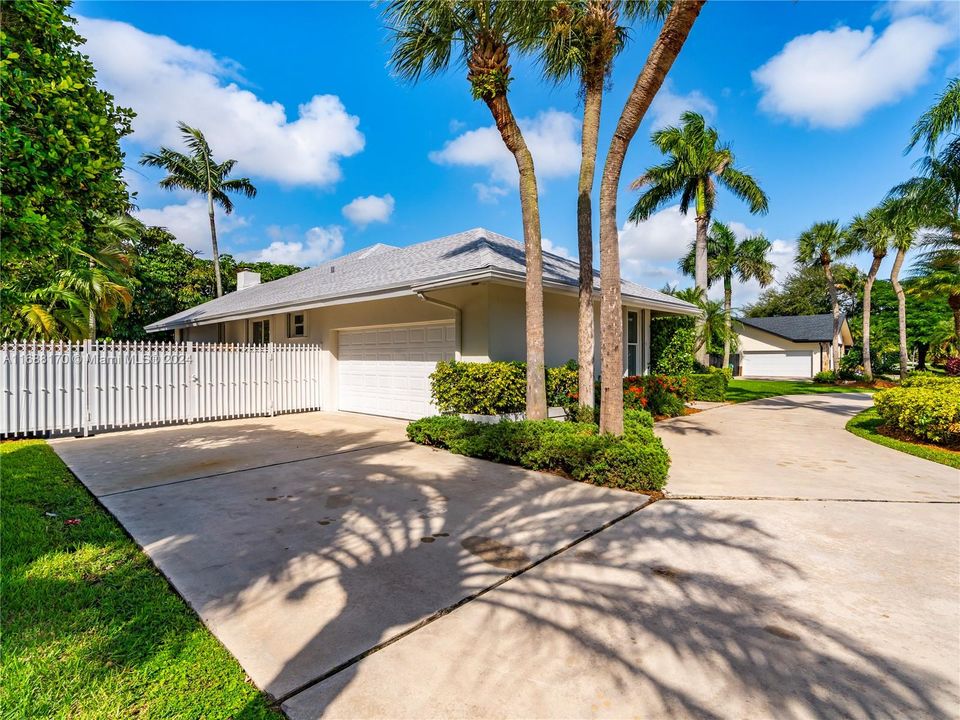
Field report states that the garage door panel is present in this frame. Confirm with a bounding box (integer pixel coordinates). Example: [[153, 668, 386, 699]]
[[339, 322, 455, 419], [742, 351, 814, 378]]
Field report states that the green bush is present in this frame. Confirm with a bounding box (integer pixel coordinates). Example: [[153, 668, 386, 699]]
[[430, 360, 581, 415], [623, 374, 691, 417], [689, 372, 728, 401], [650, 317, 695, 375], [813, 370, 837, 384], [902, 372, 955, 388], [405, 413, 669, 491], [873, 380, 960, 446]]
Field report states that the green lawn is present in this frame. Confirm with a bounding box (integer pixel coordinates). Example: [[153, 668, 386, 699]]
[[726, 379, 874, 403], [845, 408, 960, 470], [0, 440, 279, 719]]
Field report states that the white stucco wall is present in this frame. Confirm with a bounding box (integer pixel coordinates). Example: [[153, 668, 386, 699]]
[[736, 325, 831, 373]]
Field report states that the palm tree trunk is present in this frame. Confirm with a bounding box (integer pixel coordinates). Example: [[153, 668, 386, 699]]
[[87, 259, 96, 340], [208, 193, 223, 298], [722, 273, 732, 369], [861, 254, 883, 382], [950, 293, 960, 340], [694, 206, 710, 366], [481, 93, 547, 420], [822, 259, 841, 372], [596, 0, 704, 435], [890, 248, 909, 381], [576, 77, 603, 409]]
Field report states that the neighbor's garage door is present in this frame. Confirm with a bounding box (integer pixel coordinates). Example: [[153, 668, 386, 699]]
[[338, 322, 455, 419], [742, 351, 814, 378]]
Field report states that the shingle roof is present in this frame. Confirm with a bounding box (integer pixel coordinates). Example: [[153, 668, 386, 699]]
[[738, 314, 845, 342], [146, 227, 697, 331]]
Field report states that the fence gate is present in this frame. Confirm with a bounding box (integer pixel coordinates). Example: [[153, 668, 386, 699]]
[[1, 341, 323, 438]]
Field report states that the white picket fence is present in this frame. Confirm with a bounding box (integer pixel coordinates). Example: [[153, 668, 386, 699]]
[[1, 341, 323, 437]]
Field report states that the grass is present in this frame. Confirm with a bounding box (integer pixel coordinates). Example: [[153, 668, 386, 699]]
[[845, 408, 960, 470], [726, 379, 874, 403], [0, 440, 279, 720]]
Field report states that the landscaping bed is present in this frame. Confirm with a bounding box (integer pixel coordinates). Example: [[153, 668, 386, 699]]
[[872, 374, 960, 447], [846, 408, 960, 470], [0, 440, 279, 719]]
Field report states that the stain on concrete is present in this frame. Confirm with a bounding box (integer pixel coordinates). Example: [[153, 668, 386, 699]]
[[652, 565, 685, 582], [576, 550, 601, 562], [432, 532, 449, 538], [763, 624, 801, 641], [325, 493, 352, 509], [461, 536, 530, 571], [420, 537, 435, 543]]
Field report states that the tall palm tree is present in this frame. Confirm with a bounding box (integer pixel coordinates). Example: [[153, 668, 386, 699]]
[[668, 286, 726, 359], [629, 111, 768, 365], [885, 198, 922, 380], [538, 0, 667, 409], [907, 77, 959, 155], [140, 123, 257, 298], [680, 221, 774, 369], [846, 204, 892, 381], [384, 0, 549, 419], [595, 0, 705, 435], [795, 221, 856, 373]]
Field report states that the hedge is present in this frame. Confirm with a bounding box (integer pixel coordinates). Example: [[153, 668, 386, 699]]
[[429, 360, 578, 415], [650, 316, 695, 376], [406, 408, 669, 492], [688, 370, 729, 402], [873, 379, 960, 446]]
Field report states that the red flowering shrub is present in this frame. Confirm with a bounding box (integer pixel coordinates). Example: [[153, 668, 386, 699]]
[[945, 357, 960, 376], [622, 375, 691, 417]]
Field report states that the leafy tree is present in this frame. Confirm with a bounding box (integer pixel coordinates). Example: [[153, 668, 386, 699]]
[[537, 0, 667, 408], [595, 0, 704, 435], [909, 238, 960, 343], [384, 0, 551, 419], [867, 280, 952, 371], [680, 221, 773, 369], [796, 221, 858, 371], [745, 263, 862, 319], [629, 111, 768, 365], [140, 123, 257, 298]]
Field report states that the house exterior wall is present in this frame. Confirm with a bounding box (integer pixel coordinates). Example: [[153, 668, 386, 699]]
[[737, 325, 826, 374]]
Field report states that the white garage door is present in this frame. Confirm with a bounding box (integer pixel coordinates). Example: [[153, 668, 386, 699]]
[[742, 351, 814, 378], [338, 322, 455, 419]]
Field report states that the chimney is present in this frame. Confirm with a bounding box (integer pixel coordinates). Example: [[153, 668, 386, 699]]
[[236, 269, 261, 291]]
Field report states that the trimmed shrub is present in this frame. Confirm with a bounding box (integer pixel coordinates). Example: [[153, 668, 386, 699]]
[[874, 380, 960, 446], [813, 370, 837, 384], [902, 373, 955, 388], [689, 371, 728, 402], [430, 360, 581, 416], [623, 374, 691, 417], [650, 317, 695, 376], [406, 413, 670, 491]]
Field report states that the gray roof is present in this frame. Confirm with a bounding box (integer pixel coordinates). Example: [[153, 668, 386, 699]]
[[146, 227, 697, 331], [738, 314, 846, 343]]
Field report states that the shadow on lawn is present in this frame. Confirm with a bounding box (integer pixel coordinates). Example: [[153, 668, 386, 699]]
[[50, 416, 956, 719]]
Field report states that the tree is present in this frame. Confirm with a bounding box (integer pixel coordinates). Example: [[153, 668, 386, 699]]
[[538, 0, 667, 409], [909, 238, 960, 343], [668, 286, 726, 359], [745, 263, 862, 319], [907, 77, 959, 155], [680, 221, 773, 369], [846, 203, 892, 381], [629, 111, 768, 365], [795, 221, 857, 372], [883, 198, 923, 380], [384, 0, 550, 419], [140, 123, 257, 299], [868, 280, 952, 371], [595, 0, 705, 435]]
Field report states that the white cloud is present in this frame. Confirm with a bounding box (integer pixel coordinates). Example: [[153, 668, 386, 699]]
[[647, 81, 717, 129], [541, 237, 574, 260], [78, 16, 364, 186], [341, 194, 395, 228], [473, 182, 509, 204], [430, 109, 581, 188], [135, 198, 248, 255], [753, 15, 952, 128], [247, 226, 345, 266]]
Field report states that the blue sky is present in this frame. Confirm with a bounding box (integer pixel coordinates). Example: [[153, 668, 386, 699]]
[[76, 0, 959, 305]]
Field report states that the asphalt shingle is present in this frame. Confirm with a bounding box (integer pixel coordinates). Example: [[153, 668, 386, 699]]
[[738, 314, 842, 342]]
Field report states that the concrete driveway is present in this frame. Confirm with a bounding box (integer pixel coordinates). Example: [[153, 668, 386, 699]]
[[52, 395, 960, 719]]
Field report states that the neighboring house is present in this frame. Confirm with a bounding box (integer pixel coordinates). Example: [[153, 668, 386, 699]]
[[146, 228, 697, 419], [735, 314, 853, 378]]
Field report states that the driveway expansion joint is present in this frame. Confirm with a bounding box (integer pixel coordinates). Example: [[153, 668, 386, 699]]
[[275, 496, 652, 706], [667, 494, 960, 504], [97, 440, 411, 498]]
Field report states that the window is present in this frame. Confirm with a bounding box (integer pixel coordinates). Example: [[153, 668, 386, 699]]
[[217, 322, 225, 343], [626, 311, 640, 376], [287, 312, 306, 338], [251, 319, 270, 344]]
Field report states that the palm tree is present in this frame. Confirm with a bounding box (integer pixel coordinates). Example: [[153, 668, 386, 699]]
[[885, 198, 923, 380], [907, 77, 959, 155], [538, 0, 667, 410], [140, 123, 257, 298], [680, 221, 774, 370], [795, 221, 857, 373], [909, 240, 960, 341], [384, 0, 550, 419], [595, 0, 704, 435], [629, 111, 768, 366], [668, 286, 726, 359], [846, 204, 892, 381]]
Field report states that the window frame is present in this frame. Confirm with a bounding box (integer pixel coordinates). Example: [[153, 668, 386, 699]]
[[626, 310, 640, 376], [287, 312, 306, 338], [251, 319, 271, 345]]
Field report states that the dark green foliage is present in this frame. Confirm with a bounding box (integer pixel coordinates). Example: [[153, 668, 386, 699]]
[[689, 371, 728, 401], [429, 360, 580, 415], [622, 374, 692, 416], [649, 316, 695, 375], [813, 370, 837, 384], [406, 412, 669, 492], [745, 263, 861, 318]]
